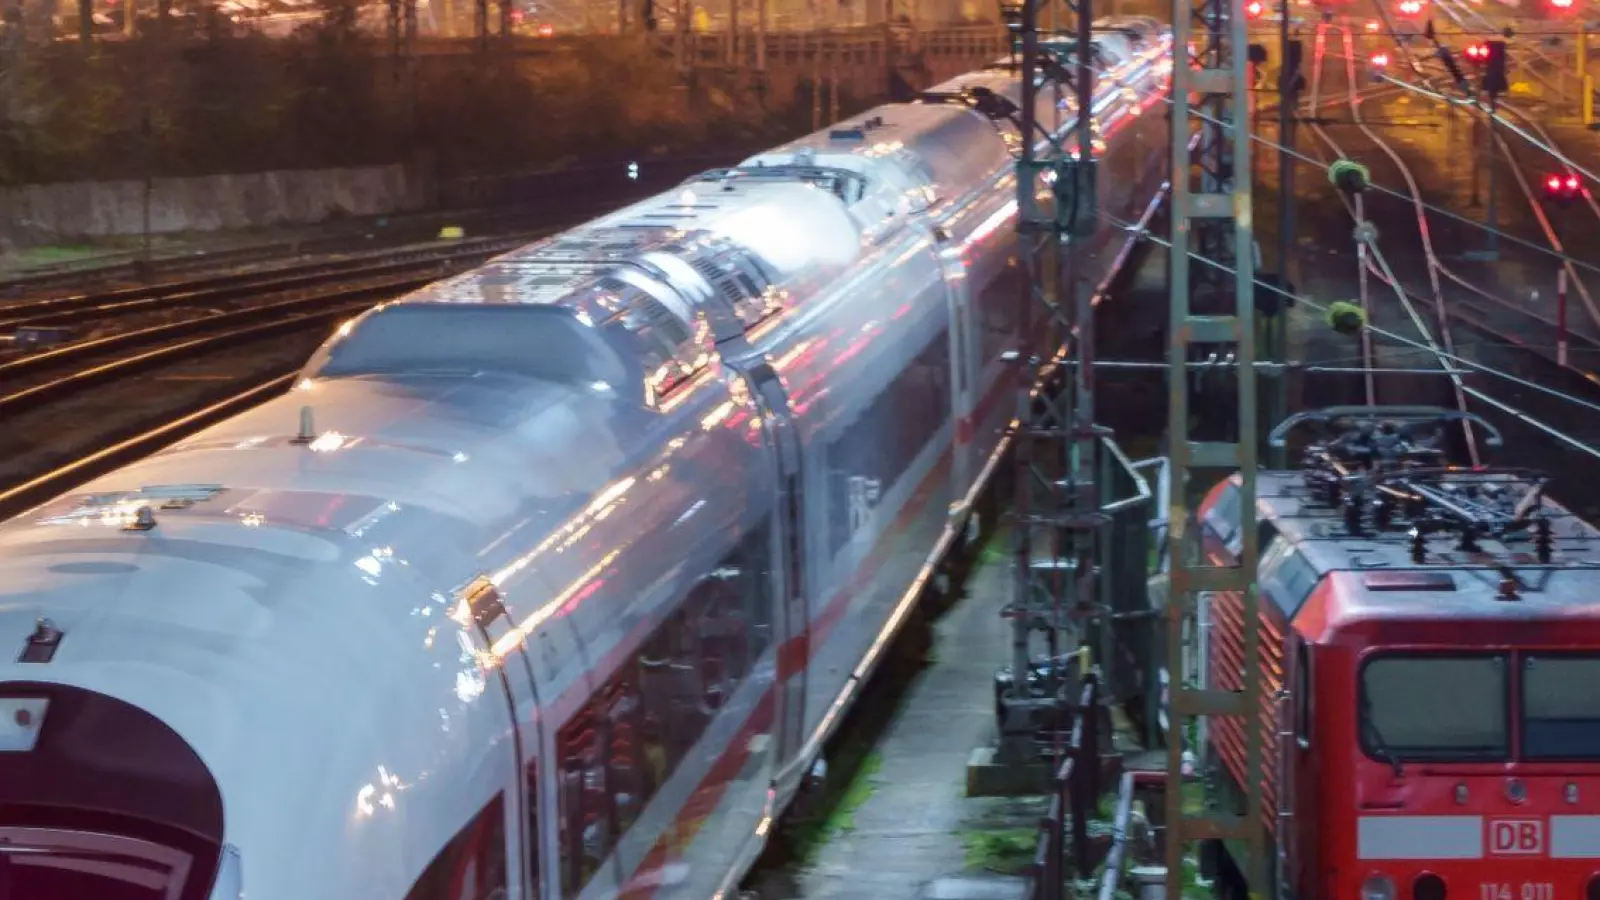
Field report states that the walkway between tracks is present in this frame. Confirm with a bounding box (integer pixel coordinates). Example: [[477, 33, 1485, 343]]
[[747, 550, 1051, 900]]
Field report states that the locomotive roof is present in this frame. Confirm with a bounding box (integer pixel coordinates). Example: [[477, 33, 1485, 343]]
[[1208, 469, 1600, 626]]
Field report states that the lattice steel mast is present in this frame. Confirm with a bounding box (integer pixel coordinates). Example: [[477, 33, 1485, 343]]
[[997, 0, 1101, 763], [1162, 0, 1267, 895]]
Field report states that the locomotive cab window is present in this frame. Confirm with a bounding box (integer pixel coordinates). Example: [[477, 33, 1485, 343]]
[[1358, 653, 1509, 762], [1521, 654, 1600, 760]]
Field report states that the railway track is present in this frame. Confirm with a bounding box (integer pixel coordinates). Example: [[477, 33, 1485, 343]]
[[1295, 14, 1600, 513], [0, 232, 530, 330], [0, 231, 539, 518], [0, 154, 771, 521], [0, 156, 747, 297]]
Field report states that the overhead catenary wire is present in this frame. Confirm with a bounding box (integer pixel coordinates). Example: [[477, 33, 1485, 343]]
[[1101, 208, 1600, 460], [1334, 24, 1482, 464], [1066, 52, 1600, 279], [1057, 45, 1600, 456], [1378, 73, 1600, 187]]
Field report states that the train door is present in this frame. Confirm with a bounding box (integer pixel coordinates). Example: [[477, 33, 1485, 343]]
[[1286, 640, 1316, 900], [935, 229, 979, 503], [742, 360, 810, 782], [455, 575, 547, 899]]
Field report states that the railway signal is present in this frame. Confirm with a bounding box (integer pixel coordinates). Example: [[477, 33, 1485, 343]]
[[1398, 0, 1422, 14], [1371, 51, 1391, 69], [1484, 39, 1508, 95], [1544, 172, 1583, 203], [1465, 42, 1488, 63], [1246, 0, 1264, 18], [1437, 46, 1468, 89]]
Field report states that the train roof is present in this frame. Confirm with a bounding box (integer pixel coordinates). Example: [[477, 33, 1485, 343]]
[[0, 369, 737, 897], [1202, 407, 1600, 628]]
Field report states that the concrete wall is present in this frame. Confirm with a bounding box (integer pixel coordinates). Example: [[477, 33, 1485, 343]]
[[0, 165, 419, 244]]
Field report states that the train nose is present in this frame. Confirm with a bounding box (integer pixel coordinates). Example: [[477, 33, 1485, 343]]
[[0, 682, 227, 899]]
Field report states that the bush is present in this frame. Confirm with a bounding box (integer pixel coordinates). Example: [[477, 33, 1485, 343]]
[[0, 25, 812, 185], [1326, 300, 1367, 335]]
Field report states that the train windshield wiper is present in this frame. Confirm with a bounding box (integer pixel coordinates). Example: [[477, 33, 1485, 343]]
[[1360, 698, 1405, 779]]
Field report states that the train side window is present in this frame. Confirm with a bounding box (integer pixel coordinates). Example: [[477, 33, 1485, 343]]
[[1202, 486, 1240, 550], [555, 522, 775, 898], [403, 794, 509, 900], [824, 330, 951, 558], [1259, 541, 1319, 617], [1521, 654, 1600, 760]]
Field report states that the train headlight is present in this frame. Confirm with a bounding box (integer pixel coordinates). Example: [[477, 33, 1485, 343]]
[[1363, 874, 1398, 900], [1413, 873, 1446, 900]]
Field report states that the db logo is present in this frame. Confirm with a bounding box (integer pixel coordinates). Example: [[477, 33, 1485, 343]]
[[1488, 819, 1544, 856]]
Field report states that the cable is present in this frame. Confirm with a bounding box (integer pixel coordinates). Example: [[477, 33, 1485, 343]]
[[1378, 73, 1600, 186], [1065, 51, 1600, 279], [1103, 207, 1600, 431]]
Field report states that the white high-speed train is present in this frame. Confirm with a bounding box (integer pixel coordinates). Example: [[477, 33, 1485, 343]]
[[0, 25, 1172, 900]]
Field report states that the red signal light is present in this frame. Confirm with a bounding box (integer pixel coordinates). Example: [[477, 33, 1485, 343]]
[[1398, 0, 1422, 13], [1552, 0, 1574, 8], [1372, 52, 1391, 67], [1546, 173, 1583, 200], [1246, 0, 1264, 17]]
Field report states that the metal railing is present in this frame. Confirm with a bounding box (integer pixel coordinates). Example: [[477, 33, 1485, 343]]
[[1024, 676, 1100, 900], [1097, 770, 1166, 900]]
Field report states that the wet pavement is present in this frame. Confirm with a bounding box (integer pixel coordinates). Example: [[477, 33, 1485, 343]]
[[743, 556, 1054, 900]]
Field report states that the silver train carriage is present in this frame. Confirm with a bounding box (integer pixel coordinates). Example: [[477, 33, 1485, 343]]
[[0, 25, 1172, 900]]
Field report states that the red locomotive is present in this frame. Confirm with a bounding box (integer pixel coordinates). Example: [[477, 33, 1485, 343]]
[[1191, 406, 1600, 900]]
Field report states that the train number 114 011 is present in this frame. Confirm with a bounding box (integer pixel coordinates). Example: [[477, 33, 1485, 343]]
[[1481, 884, 1554, 900]]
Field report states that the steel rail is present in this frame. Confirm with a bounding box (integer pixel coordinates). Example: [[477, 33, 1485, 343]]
[[0, 289, 407, 418], [0, 374, 296, 522], [0, 233, 526, 327], [0, 273, 436, 385]]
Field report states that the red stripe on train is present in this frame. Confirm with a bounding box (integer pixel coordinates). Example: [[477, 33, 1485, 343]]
[[618, 377, 1013, 898], [956, 372, 1015, 445]]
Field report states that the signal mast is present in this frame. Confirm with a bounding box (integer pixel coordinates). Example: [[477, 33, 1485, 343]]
[[1163, 0, 1268, 895]]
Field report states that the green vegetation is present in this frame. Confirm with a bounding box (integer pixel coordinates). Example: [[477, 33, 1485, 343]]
[[1327, 300, 1368, 335], [781, 750, 884, 866], [963, 827, 1039, 875], [979, 533, 1012, 567], [0, 28, 863, 186], [825, 752, 882, 838]]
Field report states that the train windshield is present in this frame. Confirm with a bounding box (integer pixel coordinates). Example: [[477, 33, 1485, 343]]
[[0, 833, 186, 900], [1522, 654, 1600, 759], [1359, 654, 1509, 761]]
